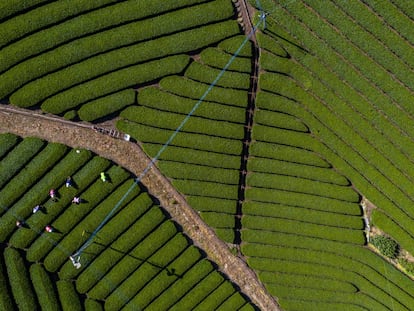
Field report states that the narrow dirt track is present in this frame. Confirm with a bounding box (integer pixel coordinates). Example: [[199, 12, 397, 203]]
[[0, 106, 280, 311]]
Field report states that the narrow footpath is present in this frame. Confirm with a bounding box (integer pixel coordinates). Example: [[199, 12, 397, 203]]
[[0, 105, 280, 311]]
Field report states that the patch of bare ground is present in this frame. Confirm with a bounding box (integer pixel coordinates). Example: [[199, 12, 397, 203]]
[[0, 106, 280, 311]]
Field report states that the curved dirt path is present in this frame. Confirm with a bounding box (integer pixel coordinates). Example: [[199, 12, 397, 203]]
[[0, 106, 280, 311]]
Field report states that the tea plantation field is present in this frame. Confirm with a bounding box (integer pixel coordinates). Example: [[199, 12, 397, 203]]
[[2, 0, 414, 310], [0, 133, 256, 310]]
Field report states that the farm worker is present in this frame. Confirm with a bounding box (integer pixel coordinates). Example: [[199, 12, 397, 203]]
[[72, 196, 81, 204], [100, 172, 107, 182], [49, 189, 56, 199], [33, 205, 40, 213], [16, 220, 24, 228], [45, 225, 53, 233], [65, 176, 72, 187]]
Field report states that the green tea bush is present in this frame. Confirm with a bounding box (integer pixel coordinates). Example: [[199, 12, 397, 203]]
[[200, 212, 235, 228], [0, 133, 19, 159], [57, 280, 82, 311], [121, 106, 244, 139], [247, 172, 359, 202], [42, 179, 140, 271], [0, 0, 50, 21], [371, 235, 399, 259], [200, 47, 252, 73], [185, 61, 251, 90], [243, 201, 363, 228], [187, 197, 236, 214], [160, 76, 248, 107], [117, 121, 243, 155], [257, 32, 289, 57], [4, 247, 36, 310], [138, 87, 246, 123], [255, 109, 308, 132], [0, 0, 210, 75], [0, 0, 118, 49], [78, 89, 135, 121], [30, 264, 60, 310], [122, 259, 213, 311], [242, 215, 365, 244], [169, 272, 224, 311], [0, 251, 14, 310], [9, 156, 110, 249], [249, 141, 330, 168], [104, 242, 200, 310], [40, 55, 190, 114], [246, 187, 361, 215], [193, 281, 236, 311], [142, 144, 241, 169], [0, 147, 89, 242], [84, 299, 103, 311], [172, 180, 238, 200], [247, 157, 349, 186], [0, 137, 44, 189], [143, 260, 215, 310], [10, 19, 239, 106], [158, 161, 239, 185], [216, 293, 250, 310], [2, 0, 234, 96], [306, 0, 414, 91], [0, 142, 68, 218], [218, 35, 252, 57], [88, 226, 187, 300]]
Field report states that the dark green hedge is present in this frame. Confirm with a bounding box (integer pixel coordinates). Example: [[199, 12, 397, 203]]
[[30, 264, 60, 310], [138, 87, 246, 123], [10, 19, 239, 106], [57, 280, 82, 311], [0, 133, 19, 159], [4, 247, 37, 311], [121, 106, 244, 139], [0, 0, 117, 50], [2, 0, 234, 97], [78, 89, 135, 122]]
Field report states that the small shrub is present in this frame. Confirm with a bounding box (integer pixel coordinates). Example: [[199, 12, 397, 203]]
[[398, 258, 414, 275], [371, 235, 399, 259]]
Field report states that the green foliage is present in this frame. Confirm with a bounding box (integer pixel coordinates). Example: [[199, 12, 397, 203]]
[[0, 0, 50, 21], [0, 251, 14, 310], [84, 299, 103, 311], [371, 235, 399, 259], [0, 137, 44, 189], [57, 280, 82, 311], [4, 247, 36, 311], [117, 121, 242, 155], [2, 0, 234, 98], [193, 282, 236, 310], [218, 35, 252, 57], [138, 87, 246, 123], [0, 0, 117, 50], [0, 142, 68, 218], [78, 89, 135, 122], [398, 258, 414, 275], [121, 106, 244, 139], [30, 264, 60, 310], [160, 76, 248, 107], [0, 133, 19, 159], [185, 61, 251, 89], [0, 0, 210, 75], [200, 47, 252, 73], [9, 18, 238, 106], [40, 55, 190, 114]]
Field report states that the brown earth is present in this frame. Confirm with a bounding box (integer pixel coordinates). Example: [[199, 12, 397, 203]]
[[0, 105, 280, 311]]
